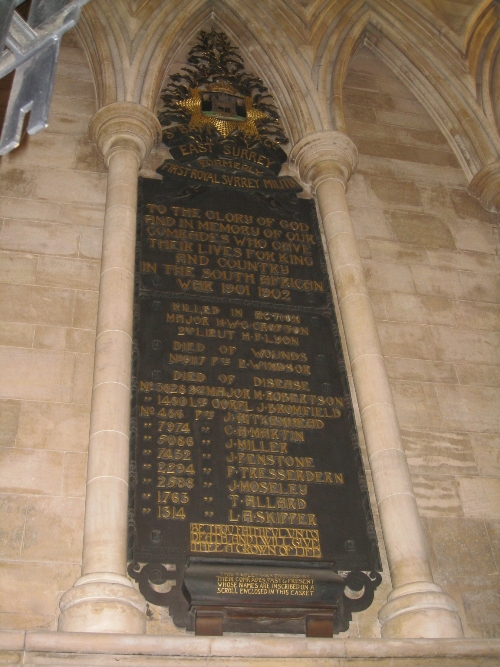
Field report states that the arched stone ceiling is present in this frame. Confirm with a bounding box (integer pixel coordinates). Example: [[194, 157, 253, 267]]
[[412, 0, 492, 48], [74, 0, 500, 180]]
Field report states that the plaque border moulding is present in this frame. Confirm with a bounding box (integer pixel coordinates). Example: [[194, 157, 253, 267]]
[[128, 29, 381, 637]]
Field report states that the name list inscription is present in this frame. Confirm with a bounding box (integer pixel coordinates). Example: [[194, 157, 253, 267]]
[[132, 180, 378, 571]]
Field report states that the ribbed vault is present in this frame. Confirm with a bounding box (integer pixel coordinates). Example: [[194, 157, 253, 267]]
[[74, 0, 500, 183]]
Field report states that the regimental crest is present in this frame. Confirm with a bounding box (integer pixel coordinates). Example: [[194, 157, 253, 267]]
[[159, 30, 288, 145]]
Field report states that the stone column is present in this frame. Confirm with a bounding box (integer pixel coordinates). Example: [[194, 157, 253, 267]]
[[58, 102, 161, 633], [291, 131, 463, 639], [469, 161, 500, 215]]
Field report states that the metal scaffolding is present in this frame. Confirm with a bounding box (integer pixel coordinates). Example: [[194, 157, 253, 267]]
[[0, 0, 91, 155]]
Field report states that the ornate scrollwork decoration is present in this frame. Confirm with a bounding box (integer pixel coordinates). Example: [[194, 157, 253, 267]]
[[159, 30, 288, 146], [341, 570, 382, 628], [128, 561, 190, 626]]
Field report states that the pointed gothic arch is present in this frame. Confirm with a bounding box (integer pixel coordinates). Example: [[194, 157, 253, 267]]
[[317, 2, 500, 181], [135, 1, 325, 143]]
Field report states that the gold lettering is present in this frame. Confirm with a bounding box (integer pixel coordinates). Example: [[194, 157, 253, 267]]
[[190, 523, 321, 558]]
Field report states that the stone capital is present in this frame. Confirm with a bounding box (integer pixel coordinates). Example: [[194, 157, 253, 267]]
[[469, 160, 500, 217], [90, 101, 162, 167], [290, 131, 358, 190]]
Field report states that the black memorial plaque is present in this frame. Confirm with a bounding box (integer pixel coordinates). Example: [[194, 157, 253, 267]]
[[128, 30, 381, 635]]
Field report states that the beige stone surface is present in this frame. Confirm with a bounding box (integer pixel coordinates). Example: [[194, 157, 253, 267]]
[[377, 321, 433, 359], [354, 138, 460, 167], [0, 220, 81, 256], [375, 110, 438, 130], [16, 402, 90, 452], [0, 613, 54, 632], [412, 474, 463, 517], [0, 132, 78, 170], [411, 266, 465, 300], [453, 301, 500, 331], [0, 493, 26, 558], [63, 452, 88, 497], [58, 203, 104, 228], [33, 169, 107, 206], [389, 211, 456, 248], [429, 326, 500, 365], [0, 284, 75, 326], [0, 563, 59, 615], [0, 400, 20, 447], [79, 227, 104, 260], [0, 322, 34, 347], [0, 168, 35, 198], [462, 589, 500, 638], [435, 385, 500, 432], [459, 272, 500, 303], [0, 251, 37, 284], [349, 205, 395, 240], [367, 289, 386, 319], [0, 448, 63, 496], [57, 562, 82, 594], [380, 292, 455, 325], [470, 434, 500, 477], [385, 358, 457, 383], [0, 197, 59, 223], [72, 290, 99, 329], [363, 259, 415, 293], [35, 256, 100, 290], [455, 363, 500, 387], [53, 76, 95, 100], [426, 248, 499, 274], [75, 137, 108, 173], [51, 95, 96, 118], [33, 326, 95, 353], [402, 430, 477, 476], [366, 177, 422, 209], [456, 477, 500, 519], [72, 353, 94, 404], [447, 218, 497, 255], [486, 520, 500, 567], [4, 630, 496, 660], [449, 189, 497, 224], [392, 381, 444, 430], [426, 517, 498, 583], [0, 347, 75, 402], [32, 325, 70, 351], [0, 30, 101, 633], [23, 496, 84, 562], [46, 113, 90, 137], [367, 239, 428, 265]]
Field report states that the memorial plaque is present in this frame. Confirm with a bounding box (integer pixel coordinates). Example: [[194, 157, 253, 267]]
[[129, 30, 381, 635]]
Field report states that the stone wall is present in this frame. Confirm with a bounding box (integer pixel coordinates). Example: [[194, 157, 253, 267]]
[[0, 30, 499, 642], [343, 46, 500, 638], [0, 32, 105, 631]]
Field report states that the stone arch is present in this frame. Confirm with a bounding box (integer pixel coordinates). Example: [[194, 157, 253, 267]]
[[317, 1, 500, 180], [466, 5, 500, 139], [132, 0, 324, 143], [72, 0, 326, 144], [76, 2, 129, 107]]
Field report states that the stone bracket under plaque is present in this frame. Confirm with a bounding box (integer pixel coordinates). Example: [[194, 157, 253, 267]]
[[129, 559, 381, 636]]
